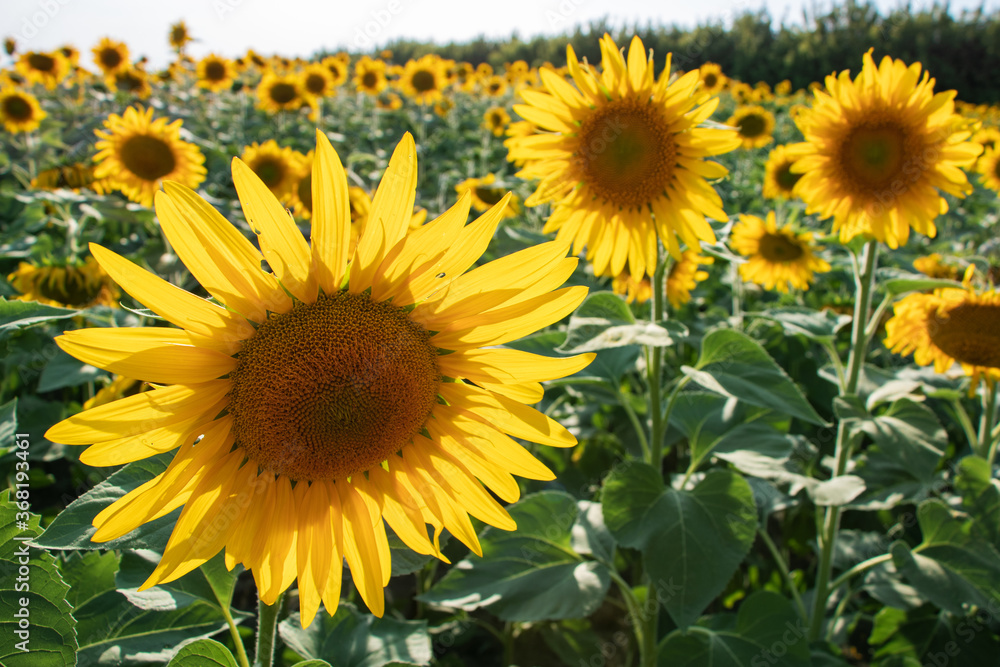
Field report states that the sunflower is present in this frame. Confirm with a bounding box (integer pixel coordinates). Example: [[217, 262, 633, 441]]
[[240, 140, 299, 201], [482, 75, 508, 97], [197, 54, 236, 92], [288, 151, 315, 219], [483, 107, 510, 136], [169, 21, 192, 52], [256, 71, 306, 113], [32, 163, 103, 191], [16, 51, 70, 89], [93, 106, 206, 208], [775, 80, 793, 97], [4, 38, 15, 56], [913, 253, 959, 280], [610, 271, 652, 304], [8, 257, 119, 309], [507, 34, 740, 280], [398, 54, 449, 105], [666, 250, 713, 307], [321, 55, 350, 87], [0, 87, 46, 133], [377, 93, 403, 110], [58, 45, 80, 66], [977, 146, 1000, 193], [730, 212, 831, 292], [433, 98, 454, 117], [728, 105, 775, 149], [787, 51, 982, 248], [107, 66, 152, 99], [44, 131, 593, 628], [354, 56, 388, 95], [455, 174, 521, 219], [92, 38, 130, 77], [971, 126, 1000, 157], [698, 63, 727, 95], [300, 63, 335, 101], [449, 62, 476, 92], [762, 145, 803, 200], [885, 268, 1000, 392]]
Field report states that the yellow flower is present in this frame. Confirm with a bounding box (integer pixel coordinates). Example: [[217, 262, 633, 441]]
[[483, 106, 510, 136], [507, 34, 740, 280], [455, 174, 521, 218], [197, 54, 237, 93], [240, 140, 300, 201], [885, 268, 1000, 392], [92, 38, 130, 77], [698, 63, 727, 95], [788, 51, 982, 248], [32, 163, 105, 192], [977, 146, 1000, 193], [256, 71, 306, 113], [377, 92, 403, 110], [107, 66, 152, 99], [913, 253, 959, 280], [481, 74, 507, 97], [666, 251, 713, 307], [287, 150, 315, 219], [398, 54, 449, 105], [728, 105, 775, 149], [321, 55, 350, 87], [93, 106, 205, 208], [611, 271, 652, 305], [8, 257, 119, 309], [0, 87, 46, 133], [970, 126, 1000, 158], [169, 21, 192, 51], [45, 131, 593, 628], [730, 212, 831, 292], [762, 145, 803, 200], [16, 51, 70, 89], [85, 376, 142, 410], [354, 56, 388, 95]]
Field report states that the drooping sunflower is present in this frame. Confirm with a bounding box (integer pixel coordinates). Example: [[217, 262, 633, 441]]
[[610, 270, 652, 304], [666, 250, 713, 307], [483, 107, 511, 136], [16, 51, 70, 89], [92, 38, 130, 77], [354, 56, 388, 95], [93, 106, 206, 208], [977, 146, 1000, 193], [885, 268, 1000, 392], [787, 51, 982, 248], [321, 55, 350, 87], [728, 105, 775, 149], [698, 63, 728, 95], [45, 131, 593, 627], [256, 71, 306, 113], [730, 212, 831, 292], [197, 54, 237, 93], [240, 140, 300, 201], [169, 21, 192, 52], [762, 144, 803, 200], [0, 87, 46, 133], [8, 257, 119, 309], [913, 253, 959, 280], [507, 34, 740, 280], [398, 54, 449, 105], [32, 163, 103, 191], [455, 174, 521, 219]]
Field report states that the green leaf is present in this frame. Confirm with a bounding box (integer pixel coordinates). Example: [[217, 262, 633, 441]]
[[279, 604, 430, 667], [115, 551, 246, 616], [883, 276, 962, 294], [167, 638, 238, 667], [603, 463, 757, 629], [33, 452, 177, 552], [656, 591, 810, 666], [750, 307, 851, 342], [291, 661, 334, 667], [869, 605, 1000, 664], [418, 491, 612, 621], [37, 349, 102, 392], [0, 398, 16, 451], [684, 329, 825, 425], [0, 490, 77, 667], [0, 299, 78, 338], [955, 456, 1000, 550]]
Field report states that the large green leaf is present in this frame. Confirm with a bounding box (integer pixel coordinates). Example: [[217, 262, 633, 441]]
[[603, 463, 757, 629], [683, 329, 825, 425], [954, 456, 1000, 550], [869, 605, 1000, 665], [37, 348, 103, 392], [0, 398, 16, 450], [657, 591, 810, 666], [418, 491, 613, 621], [115, 550, 245, 617], [0, 299, 78, 338], [750, 307, 851, 342], [166, 639, 238, 667], [279, 605, 430, 667], [0, 490, 77, 667]]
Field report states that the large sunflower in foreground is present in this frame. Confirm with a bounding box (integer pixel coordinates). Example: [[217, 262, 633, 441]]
[[94, 106, 206, 208], [885, 268, 1000, 392], [731, 212, 831, 292], [507, 34, 740, 280], [46, 131, 593, 627], [787, 51, 982, 248], [0, 87, 46, 133]]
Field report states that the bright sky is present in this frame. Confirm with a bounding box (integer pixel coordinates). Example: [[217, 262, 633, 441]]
[[2, 0, 996, 69]]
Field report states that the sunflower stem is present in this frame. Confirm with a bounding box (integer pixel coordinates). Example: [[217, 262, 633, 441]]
[[758, 524, 808, 622], [647, 255, 667, 468], [979, 383, 998, 463], [222, 605, 251, 667], [950, 397, 980, 456], [731, 262, 744, 330], [253, 591, 284, 667], [808, 239, 878, 642]]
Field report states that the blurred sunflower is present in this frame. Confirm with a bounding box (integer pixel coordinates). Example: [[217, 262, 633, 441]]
[[433, 97, 453, 118], [913, 253, 959, 280], [84, 375, 142, 411], [977, 146, 1000, 193], [288, 150, 315, 219], [32, 163, 104, 192], [94, 106, 206, 208], [449, 62, 476, 92], [3, 38, 15, 56], [301, 63, 335, 100], [775, 80, 793, 97], [256, 71, 305, 113], [58, 45, 80, 66], [698, 62, 727, 95], [455, 174, 521, 218], [398, 54, 449, 105], [728, 105, 775, 149], [197, 54, 236, 92], [377, 92, 403, 110], [885, 268, 1000, 392], [483, 106, 510, 136], [321, 54, 350, 87], [762, 145, 803, 200], [788, 51, 982, 248], [92, 38, 130, 77], [8, 257, 119, 309], [971, 126, 1000, 156], [169, 21, 192, 52], [107, 66, 152, 99], [731, 212, 831, 292], [508, 34, 740, 280], [666, 250, 714, 307], [354, 56, 388, 95], [610, 270, 652, 304], [0, 87, 46, 133], [16, 50, 70, 89], [240, 140, 299, 201], [45, 131, 593, 627], [482, 75, 507, 97]]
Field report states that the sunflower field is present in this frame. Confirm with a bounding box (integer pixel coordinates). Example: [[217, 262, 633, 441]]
[[2, 17, 1000, 667]]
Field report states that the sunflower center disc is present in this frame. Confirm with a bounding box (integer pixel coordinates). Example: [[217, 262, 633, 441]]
[[100, 48, 122, 69], [411, 70, 436, 92], [738, 114, 767, 138], [120, 135, 177, 181], [205, 61, 226, 81], [759, 232, 804, 262], [576, 99, 676, 209], [253, 158, 285, 189], [297, 174, 313, 213], [929, 303, 1000, 368], [229, 291, 441, 481], [37, 267, 103, 307], [28, 53, 55, 72], [776, 162, 801, 192], [704, 73, 718, 89], [269, 83, 297, 104], [993, 159, 1000, 180], [4, 96, 31, 120], [474, 186, 505, 206], [362, 72, 377, 88], [841, 125, 907, 189], [305, 74, 326, 94]]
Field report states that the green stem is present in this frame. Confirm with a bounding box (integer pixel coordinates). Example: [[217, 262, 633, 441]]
[[758, 526, 807, 621], [502, 621, 515, 666], [950, 397, 979, 456], [222, 605, 251, 667], [647, 256, 667, 468], [608, 571, 647, 666], [822, 340, 847, 394], [617, 386, 650, 462], [731, 262, 744, 330], [808, 240, 878, 642], [827, 553, 893, 593], [254, 592, 284, 667], [978, 383, 997, 461]]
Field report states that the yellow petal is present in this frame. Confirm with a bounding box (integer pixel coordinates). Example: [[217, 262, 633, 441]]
[[295, 481, 332, 629], [474, 380, 544, 404], [439, 348, 595, 384], [368, 466, 440, 558], [439, 382, 576, 447], [258, 476, 298, 605], [400, 446, 482, 556], [310, 130, 351, 294], [337, 482, 385, 617], [320, 480, 344, 617]]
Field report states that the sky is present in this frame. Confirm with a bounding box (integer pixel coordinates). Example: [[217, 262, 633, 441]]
[[2, 0, 997, 69]]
